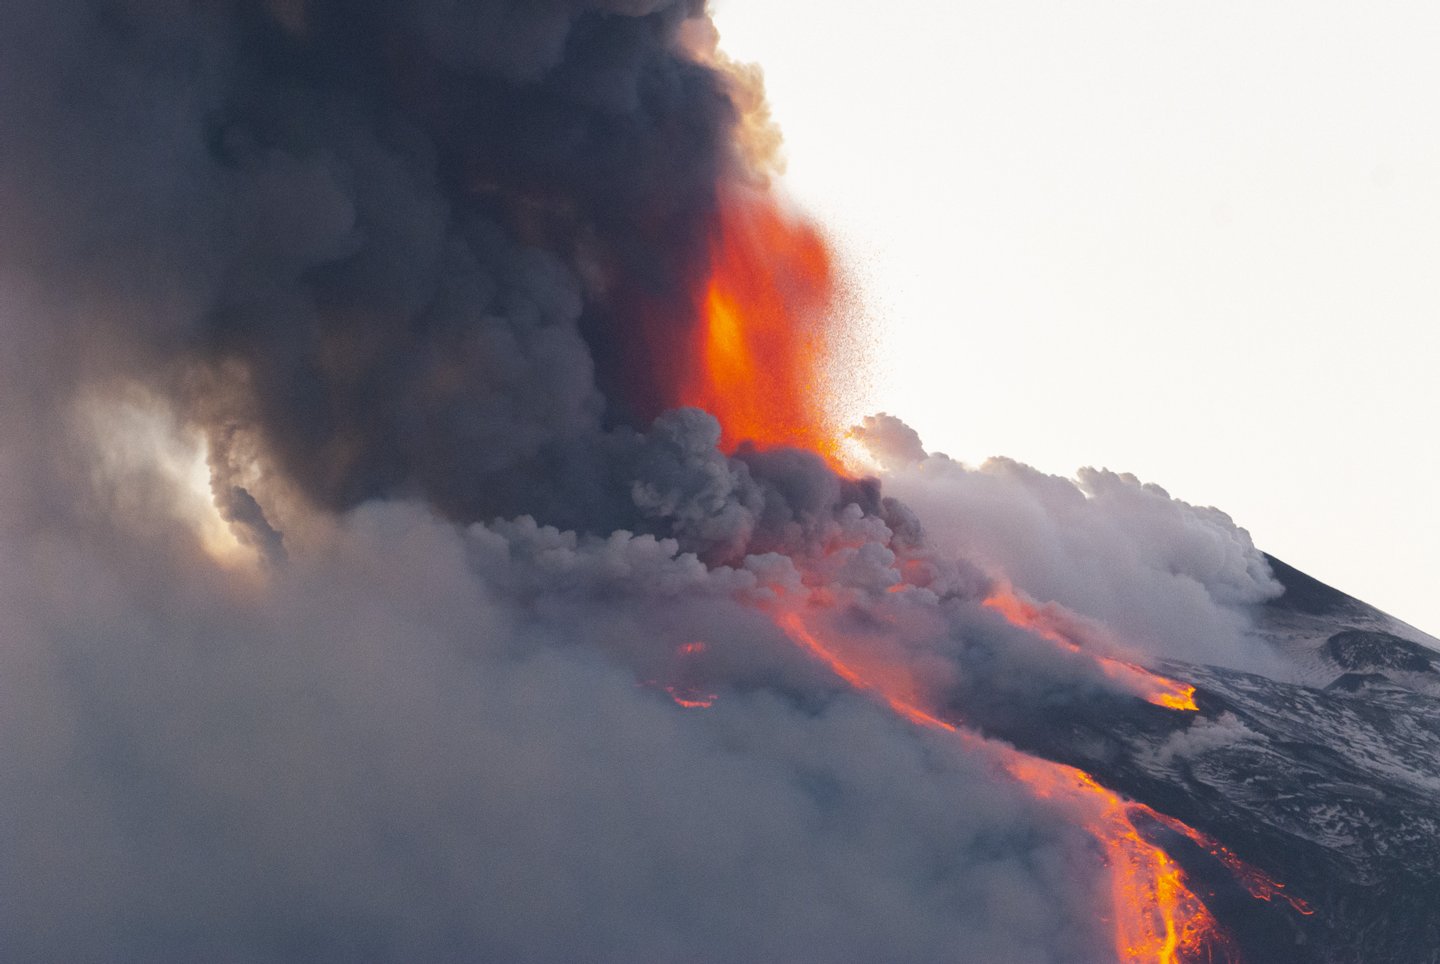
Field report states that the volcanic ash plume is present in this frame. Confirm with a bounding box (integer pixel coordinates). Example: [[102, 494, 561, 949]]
[[0, 2, 1306, 962]]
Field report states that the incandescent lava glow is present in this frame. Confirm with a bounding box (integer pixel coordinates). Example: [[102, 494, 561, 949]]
[[1146, 811, 1315, 917], [650, 640, 717, 710], [664, 689, 716, 710], [983, 586, 1199, 712], [777, 611, 956, 732], [772, 605, 1235, 964], [681, 185, 844, 464]]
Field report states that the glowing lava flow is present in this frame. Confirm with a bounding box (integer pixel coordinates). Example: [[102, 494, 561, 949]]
[[775, 607, 1248, 964], [681, 187, 844, 463], [983, 587, 1199, 712], [777, 611, 955, 732], [676, 168, 1293, 964], [1146, 811, 1314, 917]]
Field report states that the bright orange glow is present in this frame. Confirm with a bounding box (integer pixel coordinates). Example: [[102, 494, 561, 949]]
[[1002, 756, 1229, 964], [664, 687, 716, 710], [1146, 811, 1315, 917], [983, 587, 1199, 712], [777, 611, 957, 732], [681, 187, 844, 463], [768, 602, 1316, 963], [1150, 687, 1200, 713]]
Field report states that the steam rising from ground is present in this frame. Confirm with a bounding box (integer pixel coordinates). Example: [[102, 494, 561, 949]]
[[0, 1, 1285, 960]]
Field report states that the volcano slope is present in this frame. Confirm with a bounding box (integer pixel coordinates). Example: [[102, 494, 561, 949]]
[[960, 555, 1440, 964]]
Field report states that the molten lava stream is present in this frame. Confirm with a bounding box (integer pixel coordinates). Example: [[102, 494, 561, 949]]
[[681, 187, 845, 466], [1145, 811, 1314, 917], [774, 607, 1241, 964], [983, 586, 1199, 712]]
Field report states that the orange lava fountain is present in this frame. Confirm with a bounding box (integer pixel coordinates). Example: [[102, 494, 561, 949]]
[[681, 186, 844, 463]]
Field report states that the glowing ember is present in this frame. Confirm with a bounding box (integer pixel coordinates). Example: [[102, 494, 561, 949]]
[[983, 587, 1199, 712], [680, 186, 844, 463], [648, 640, 717, 710], [664, 687, 716, 710]]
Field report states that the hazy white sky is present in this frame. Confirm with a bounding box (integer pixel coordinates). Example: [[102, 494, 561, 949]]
[[713, 0, 1439, 635]]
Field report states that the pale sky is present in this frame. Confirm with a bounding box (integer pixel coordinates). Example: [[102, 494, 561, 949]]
[[713, 0, 1439, 636]]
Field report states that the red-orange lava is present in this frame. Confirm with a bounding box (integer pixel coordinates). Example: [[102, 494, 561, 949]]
[[770, 602, 1309, 963], [1146, 811, 1314, 917], [983, 587, 1199, 712], [680, 186, 844, 464]]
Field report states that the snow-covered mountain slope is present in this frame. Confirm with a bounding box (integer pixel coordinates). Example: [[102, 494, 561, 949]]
[[970, 556, 1440, 963], [1256, 555, 1440, 698]]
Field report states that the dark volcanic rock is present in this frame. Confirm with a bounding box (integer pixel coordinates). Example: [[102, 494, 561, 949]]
[[1325, 629, 1437, 674], [1262, 554, 1367, 619], [1324, 671, 1401, 693]]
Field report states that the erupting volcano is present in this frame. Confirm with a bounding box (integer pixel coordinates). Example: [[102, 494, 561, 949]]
[[1, 2, 1435, 962], [688, 443, 1291, 961], [654, 162, 1264, 959]]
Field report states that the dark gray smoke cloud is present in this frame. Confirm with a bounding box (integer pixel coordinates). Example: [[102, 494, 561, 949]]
[[0, 2, 1280, 961], [0, 477, 1127, 962], [0, 0, 736, 534]]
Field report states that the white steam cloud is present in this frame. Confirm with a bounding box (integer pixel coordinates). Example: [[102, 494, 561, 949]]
[[852, 414, 1283, 671]]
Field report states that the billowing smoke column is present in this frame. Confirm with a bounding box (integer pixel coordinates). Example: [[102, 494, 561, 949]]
[[0, 2, 1300, 962]]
